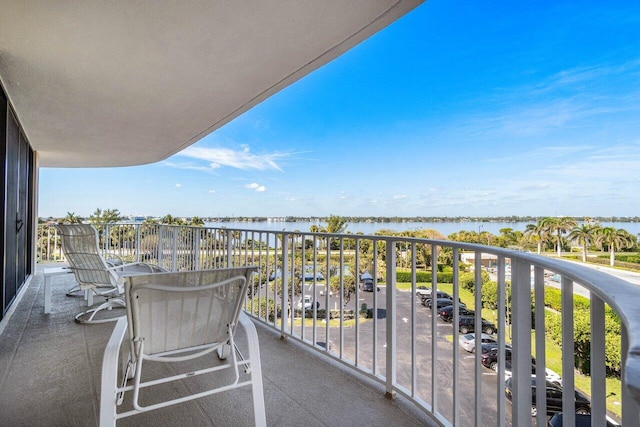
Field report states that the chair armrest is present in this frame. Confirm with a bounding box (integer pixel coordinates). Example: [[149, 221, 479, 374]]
[[107, 262, 166, 273], [104, 253, 124, 267], [100, 317, 128, 427]]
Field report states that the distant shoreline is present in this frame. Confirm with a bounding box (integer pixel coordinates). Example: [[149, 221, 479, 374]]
[[207, 215, 640, 224]]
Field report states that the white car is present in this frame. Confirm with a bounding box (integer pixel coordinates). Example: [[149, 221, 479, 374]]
[[297, 295, 319, 310], [459, 333, 497, 353], [416, 285, 431, 298], [494, 357, 562, 386]]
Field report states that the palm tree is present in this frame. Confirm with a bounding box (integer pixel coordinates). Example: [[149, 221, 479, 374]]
[[524, 220, 550, 255], [595, 227, 634, 266], [322, 215, 348, 234], [540, 217, 576, 257], [60, 211, 83, 224], [88, 208, 124, 224], [567, 223, 599, 262], [190, 216, 205, 226]]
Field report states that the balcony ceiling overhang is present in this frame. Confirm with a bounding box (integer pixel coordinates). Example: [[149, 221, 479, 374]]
[[0, 1, 423, 167]]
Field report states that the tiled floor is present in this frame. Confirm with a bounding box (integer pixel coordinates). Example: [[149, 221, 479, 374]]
[[0, 265, 435, 426]]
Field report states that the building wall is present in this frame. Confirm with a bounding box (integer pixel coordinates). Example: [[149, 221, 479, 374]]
[[0, 85, 35, 320]]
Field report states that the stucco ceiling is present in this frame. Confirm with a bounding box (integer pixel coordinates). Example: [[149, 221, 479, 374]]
[[0, 1, 423, 167]]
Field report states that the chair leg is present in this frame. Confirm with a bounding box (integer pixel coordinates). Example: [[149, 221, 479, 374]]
[[238, 313, 266, 427], [217, 344, 232, 360], [65, 284, 84, 297], [75, 298, 126, 324]]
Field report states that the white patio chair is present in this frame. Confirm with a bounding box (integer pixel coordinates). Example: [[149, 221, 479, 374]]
[[56, 224, 165, 324], [99, 267, 266, 427]]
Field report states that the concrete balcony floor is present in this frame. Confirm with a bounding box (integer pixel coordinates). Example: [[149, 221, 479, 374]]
[[0, 266, 434, 426]]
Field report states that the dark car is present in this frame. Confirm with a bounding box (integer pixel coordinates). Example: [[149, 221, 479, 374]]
[[424, 298, 466, 310], [505, 377, 590, 417], [458, 315, 497, 335], [438, 305, 474, 322], [481, 346, 511, 370], [419, 290, 452, 303], [547, 413, 618, 427]]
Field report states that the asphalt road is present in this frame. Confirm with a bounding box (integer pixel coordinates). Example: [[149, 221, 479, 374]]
[[294, 283, 517, 426]]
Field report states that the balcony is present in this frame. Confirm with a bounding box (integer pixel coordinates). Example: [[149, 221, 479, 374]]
[[5, 223, 640, 426], [0, 264, 430, 426]]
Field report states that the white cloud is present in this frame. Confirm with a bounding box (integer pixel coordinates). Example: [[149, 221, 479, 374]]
[[245, 182, 266, 192], [163, 161, 215, 173], [393, 195, 408, 200], [208, 189, 216, 193], [175, 183, 182, 188], [178, 145, 291, 171]]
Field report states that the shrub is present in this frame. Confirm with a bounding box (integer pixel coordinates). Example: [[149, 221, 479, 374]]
[[395, 270, 454, 284], [459, 270, 490, 293], [360, 303, 373, 319], [544, 297, 621, 378], [614, 254, 640, 264]]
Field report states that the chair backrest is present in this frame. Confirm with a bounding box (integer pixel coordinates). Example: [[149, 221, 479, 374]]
[[124, 267, 258, 358], [56, 224, 116, 289]]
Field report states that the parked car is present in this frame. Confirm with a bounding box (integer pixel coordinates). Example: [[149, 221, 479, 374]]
[[459, 333, 497, 353], [481, 346, 511, 370], [424, 298, 466, 310], [416, 285, 431, 299], [296, 295, 319, 310], [421, 290, 453, 302], [360, 271, 375, 291], [268, 269, 283, 281], [494, 360, 562, 386], [298, 270, 324, 281], [481, 348, 562, 386], [438, 305, 474, 322], [479, 342, 511, 357], [547, 413, 619, 427], [458, 315, 497, 335], [505, 377, 590, 417]]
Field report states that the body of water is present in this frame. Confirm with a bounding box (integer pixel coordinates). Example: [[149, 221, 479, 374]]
[[204, 220, 640, 237]]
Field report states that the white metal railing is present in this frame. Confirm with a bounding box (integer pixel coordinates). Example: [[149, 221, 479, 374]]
[[37, 223, 640, 426]]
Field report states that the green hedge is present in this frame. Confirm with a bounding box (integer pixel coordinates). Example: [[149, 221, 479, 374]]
[[396, 270, 454, 283], [543, 288, 621, 377], [544, 288, 590, 312], [613, 254, 640, 264]]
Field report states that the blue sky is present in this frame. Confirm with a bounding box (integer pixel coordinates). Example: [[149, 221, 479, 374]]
[[39, 1, 640, 219]]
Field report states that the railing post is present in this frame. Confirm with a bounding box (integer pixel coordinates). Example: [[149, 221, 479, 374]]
[[590, 294, 606, 427], [385, 239, 396, 399], [511, 259, 532, 426], [431, 244, 439, 412], [534, 266, 547, 421], [622, 323, 640, 425], [193, 228, 201, 270], [171, 226, 178, 272], [225, 229, 233, 268], [561, 277, 575, 425], [135, 225, 141, 263], [281, 235, 289, 338], [474, 251, 482, 427], [157, 225, 164, 267], [104, 224, 111, 254]]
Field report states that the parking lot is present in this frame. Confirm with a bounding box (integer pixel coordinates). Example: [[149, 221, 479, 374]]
[[295, 283, 516, 425]]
